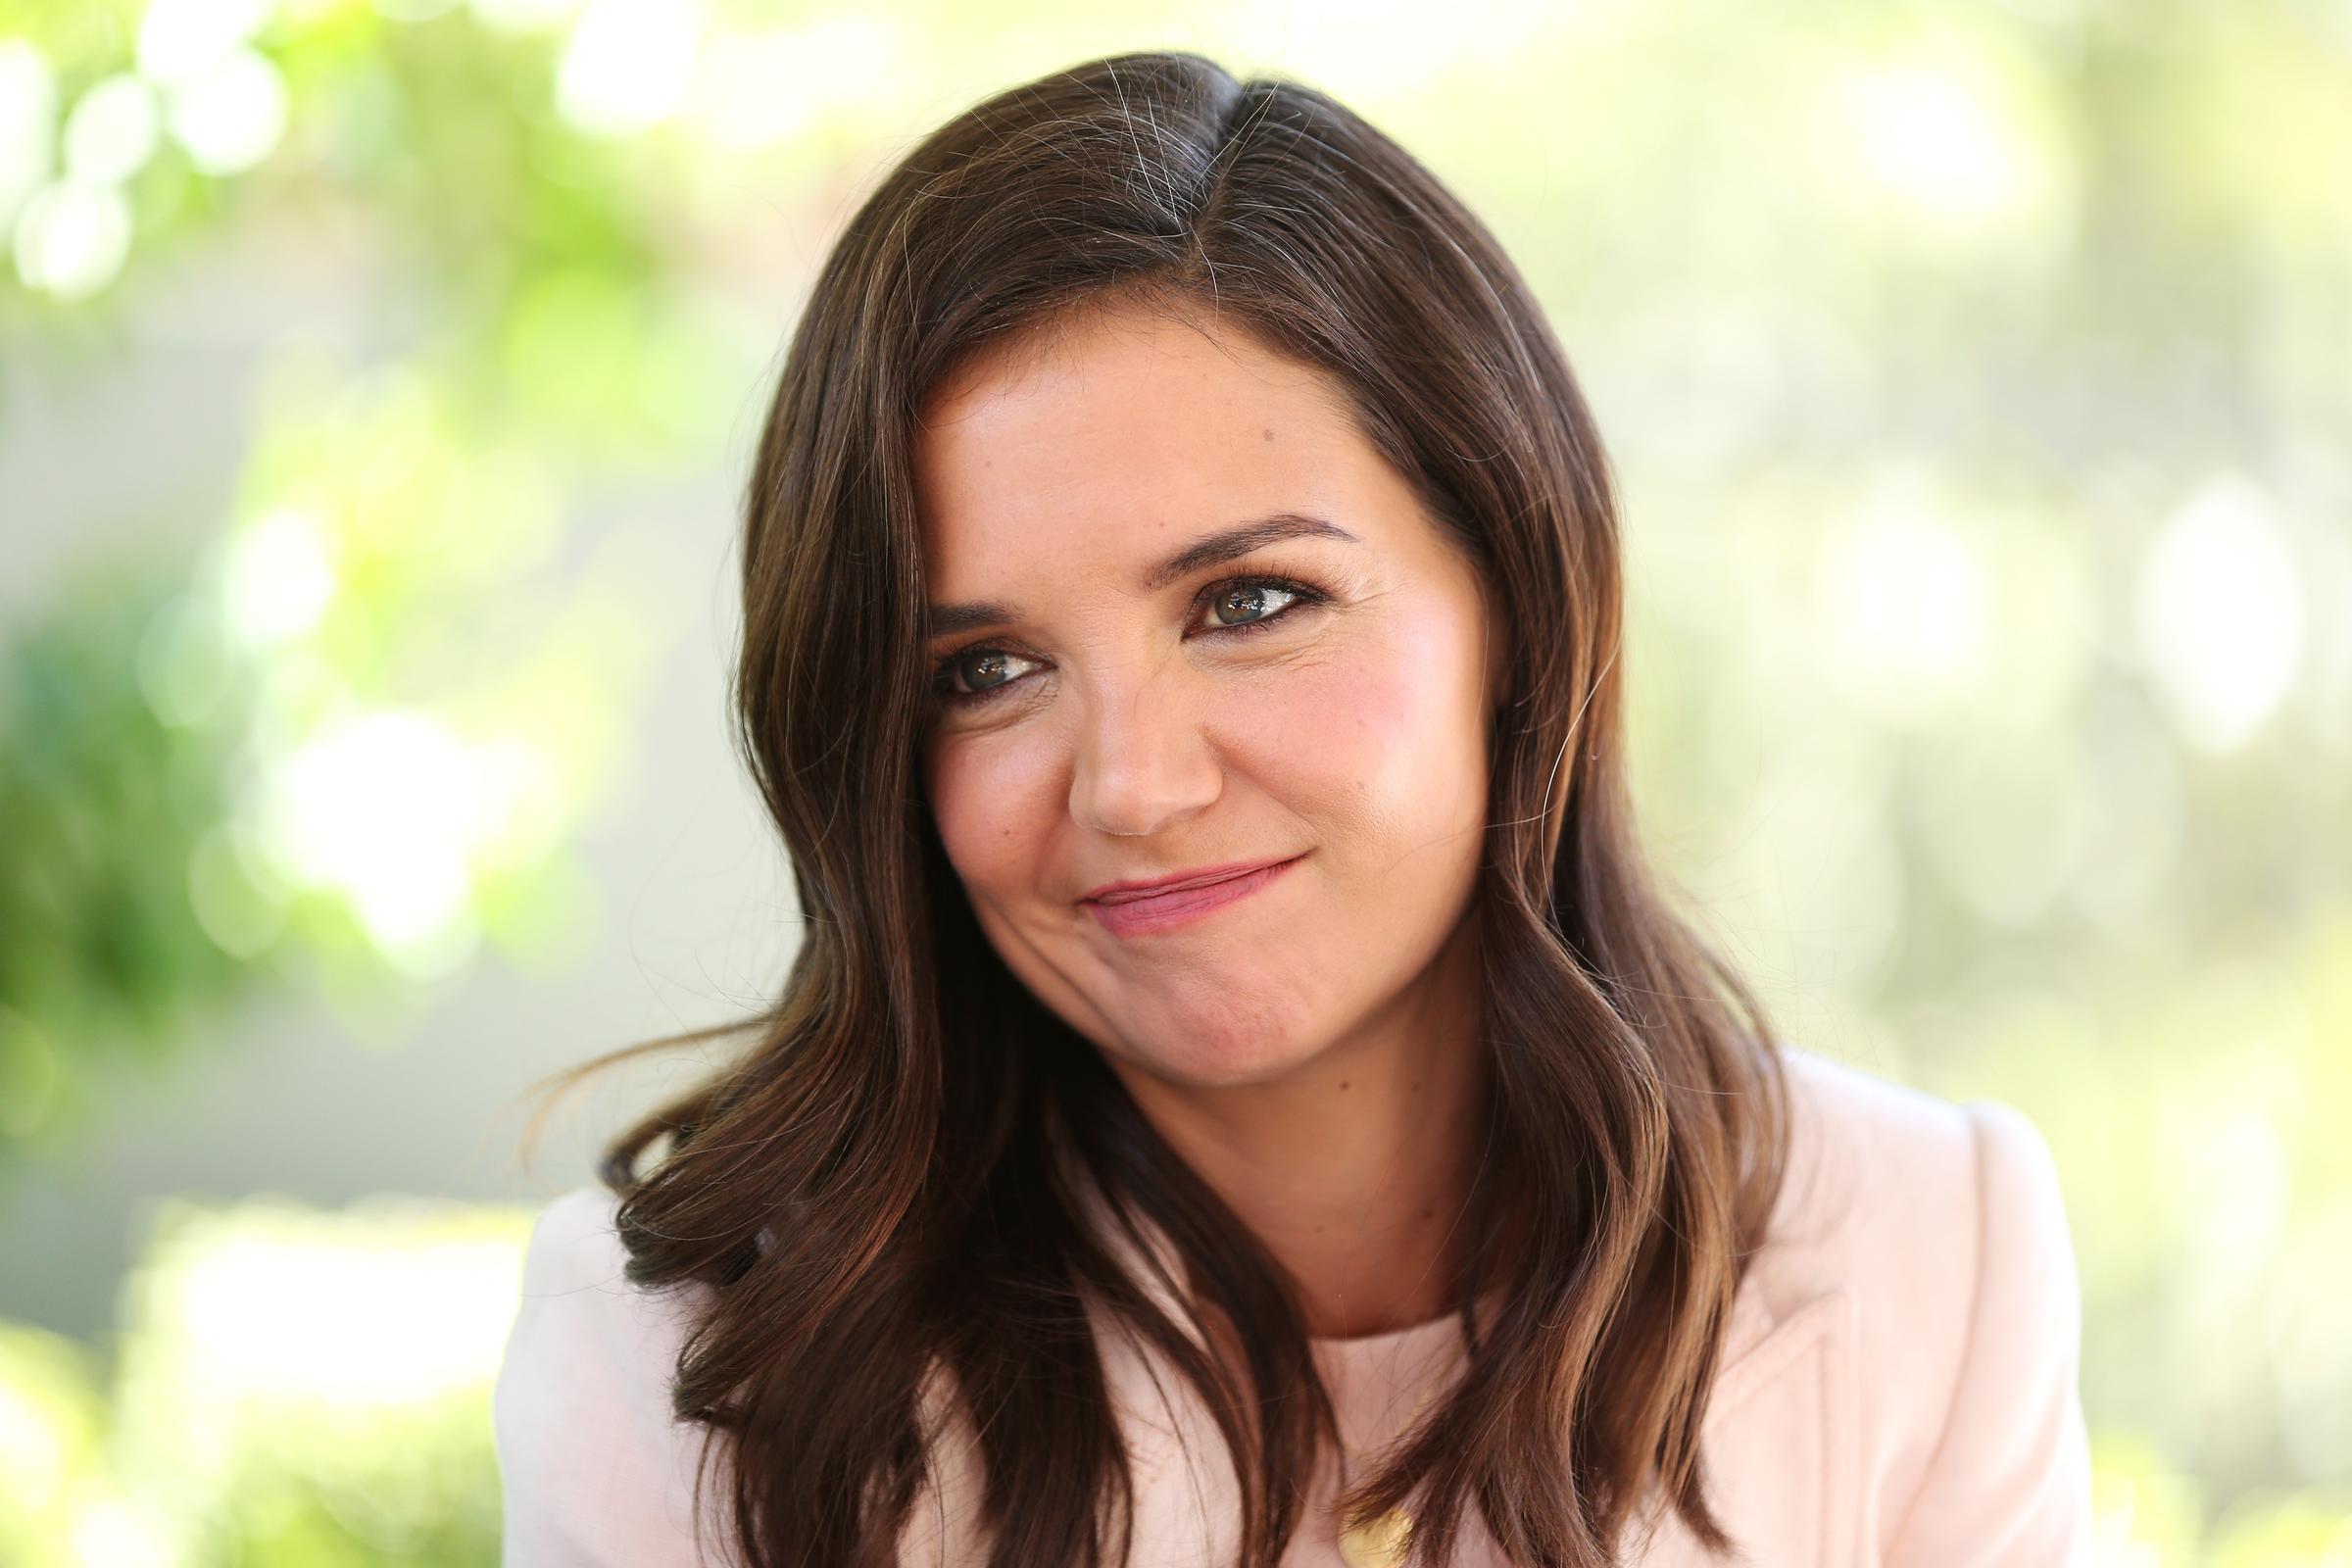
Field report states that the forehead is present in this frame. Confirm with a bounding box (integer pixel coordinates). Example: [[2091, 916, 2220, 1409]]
[[912, 306, 1390, 574]]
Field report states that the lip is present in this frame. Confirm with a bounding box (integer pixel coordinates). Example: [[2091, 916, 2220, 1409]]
[[1082, 856, 1302, 905], [1081, 854, 1304, 937]]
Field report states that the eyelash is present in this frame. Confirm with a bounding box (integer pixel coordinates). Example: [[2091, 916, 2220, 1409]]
[[928, 572, 1333, 709]]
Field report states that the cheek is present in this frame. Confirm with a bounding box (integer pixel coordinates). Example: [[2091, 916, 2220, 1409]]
[[922, 738, 1056, 896], [1237, 611, 1489, 840]]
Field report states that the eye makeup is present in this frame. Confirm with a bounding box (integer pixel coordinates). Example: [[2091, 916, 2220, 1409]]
[[927, 569, 1337, 709]]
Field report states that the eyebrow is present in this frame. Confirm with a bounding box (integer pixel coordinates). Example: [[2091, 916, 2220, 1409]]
[[923, 512, 1360, 641]]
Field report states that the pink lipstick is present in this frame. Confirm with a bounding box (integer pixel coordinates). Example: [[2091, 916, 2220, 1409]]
[[1083, 855, 1303, 937]]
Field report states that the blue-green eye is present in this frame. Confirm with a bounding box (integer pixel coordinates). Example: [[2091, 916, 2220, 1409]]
[[927, 572, 1331, 709], [1205, 581, 1288, 628]]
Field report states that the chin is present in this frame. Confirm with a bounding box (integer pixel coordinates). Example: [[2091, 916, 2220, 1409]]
[[1106, 992, 1332, 1090]]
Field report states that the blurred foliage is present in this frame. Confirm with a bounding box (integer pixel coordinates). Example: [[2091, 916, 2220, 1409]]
[[1, 0, 2348, 1563], [0, 0, 732, 1166], [0, 1200, 523, 1567], [0, 556, 255, 1153]]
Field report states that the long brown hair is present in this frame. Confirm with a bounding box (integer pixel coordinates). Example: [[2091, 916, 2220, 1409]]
[[519, 49, 1791, 1568]]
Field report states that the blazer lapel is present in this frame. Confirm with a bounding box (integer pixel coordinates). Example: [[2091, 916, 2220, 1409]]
[[1629, 1283, 1863, 1568]]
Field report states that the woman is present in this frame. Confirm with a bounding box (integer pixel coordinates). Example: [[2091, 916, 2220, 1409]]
[[493, 50, 2093, 1568]]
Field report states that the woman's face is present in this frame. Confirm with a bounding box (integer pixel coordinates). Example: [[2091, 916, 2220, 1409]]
[[914, 302, 1499, 1090]]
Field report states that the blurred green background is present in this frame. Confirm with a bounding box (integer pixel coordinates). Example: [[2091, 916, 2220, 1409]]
[[1, 0, 2346, 1562]]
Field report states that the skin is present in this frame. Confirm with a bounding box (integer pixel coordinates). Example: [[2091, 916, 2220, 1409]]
[[913, 299, 1505, 1341]]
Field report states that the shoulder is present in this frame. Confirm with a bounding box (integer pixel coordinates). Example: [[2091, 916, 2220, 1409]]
[[1758, 1043, 2077, 1310], [509, 1185, 634, 1298], [1722, 1044, 2091, 1564], [501, 1187, 697, 1388], [494, 1185, 735, 1567]]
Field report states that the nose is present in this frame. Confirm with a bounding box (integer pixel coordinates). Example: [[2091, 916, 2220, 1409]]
[[1066, 657, 1223, 838]]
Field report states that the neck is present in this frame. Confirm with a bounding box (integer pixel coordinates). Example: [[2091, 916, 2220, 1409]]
[[1110, 910, 1493, 1341]]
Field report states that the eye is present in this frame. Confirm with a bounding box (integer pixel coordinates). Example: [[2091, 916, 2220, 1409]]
[[927, 572, 1331, 709], [932, 646, 1041, 703], [1201, 579, 1300, 630]]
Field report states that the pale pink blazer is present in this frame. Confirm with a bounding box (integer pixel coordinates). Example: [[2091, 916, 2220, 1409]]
[[493, 1046, 2094, 1565]]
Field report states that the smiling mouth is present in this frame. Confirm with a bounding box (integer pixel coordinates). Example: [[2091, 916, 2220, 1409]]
[[1086, 856, 1298, 905], [1083, 855, 1304, 938]]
